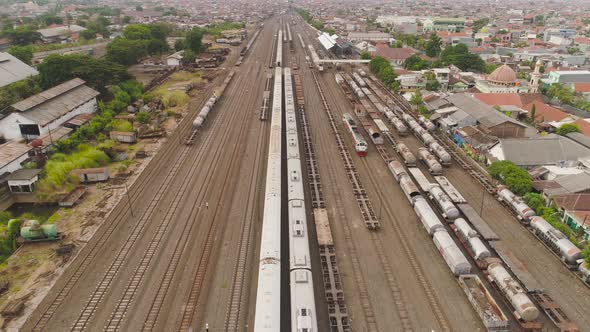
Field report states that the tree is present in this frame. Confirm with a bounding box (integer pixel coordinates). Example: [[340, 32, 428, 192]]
[[136, 5, 143, 11], [472, 18, 490, 32], [38, 14, 63, 26], [410, 91, 423, 106], [440, 44, 485, 72], [523, 192, 546, 215], [123, 24, 152, 40], [122, 16, 131, 24], [425, 33, 442, 57], [556, 123, 581, 136], [79, 29, 96, 40], [7, 45, 34, 65], [184, 27, 205, 53], [425, 79, 441, 91], [106, 37, 148, 65], [403, 54, 429, 70], [136, 111, 151, 124], [37, 54, 130, 92], [530, 103, 537, 123], [7, 25, 41, 45], [360, 51, 372, 60], [488, 160, 532, 195]]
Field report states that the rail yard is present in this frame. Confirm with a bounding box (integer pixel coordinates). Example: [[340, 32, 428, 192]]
[[17, 13, 590, 332]]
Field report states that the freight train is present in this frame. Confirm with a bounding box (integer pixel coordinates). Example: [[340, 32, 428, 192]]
[[284, 68, 318, 332], [192, 71, 235, 130]]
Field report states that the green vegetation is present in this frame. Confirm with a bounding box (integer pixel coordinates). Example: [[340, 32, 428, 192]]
[[37, 145, 110, 197], [7, 45, 34, 64], [111, 119, 133, 132], [410, 90, 423, 106], [488, 160, 532, 195], [425, 33, 442, 57], [106, 24, 171, 66], [4, 25, 41, 46], [205, 21, 245, 38], [472, 18, 490, 32], [0, 77, 41, 111], [37, 54, 130, 93], [440, 43, 486, 72], [403, 54, 429, 70], [545, 83, 590, 112], [523, 192, 581, 245], [136, 111, 151, 124], [77, 16, 111, 40], [556, 123, 581, 136], [360, 51, 372, 60], [295, 8, 327, 32], [369, 56, 399, 91]]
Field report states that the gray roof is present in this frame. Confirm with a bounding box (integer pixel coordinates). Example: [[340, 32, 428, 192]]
[[37, 25, 86, 38], [496, 134, 590, 166], [447, 94, 526, 129], [7, 168, 41, 181], [543, 172, 590, 196], [0, 52, 39, 88], [566, 132, 590, 149], [11, 78, 99, 126]]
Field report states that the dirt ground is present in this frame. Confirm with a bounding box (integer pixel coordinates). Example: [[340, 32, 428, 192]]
[[0, 72, 217, 331]]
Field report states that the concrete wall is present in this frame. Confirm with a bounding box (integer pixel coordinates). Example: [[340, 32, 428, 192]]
[[0, 113, 36, 140]]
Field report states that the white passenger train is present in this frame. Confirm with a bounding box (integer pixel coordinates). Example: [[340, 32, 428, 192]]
[[276, 30, 283, 67], [254, 67, 283, 332], [284, 68, 318, 332]]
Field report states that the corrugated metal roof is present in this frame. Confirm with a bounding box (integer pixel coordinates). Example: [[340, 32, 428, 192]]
[[447, 94, 525, 129], [11, 79, 99, 126], [37, 24, 86, 38], [497, 135, 590, 166], [318, 33, 335, 50], [7, 168, 41, 181], [0, 52, 39, 88], [0, 126, 72, 170], [13, 78, 87, 112]]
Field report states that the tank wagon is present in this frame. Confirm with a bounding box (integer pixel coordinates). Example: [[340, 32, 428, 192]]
[[385, 111, 407, 135], [497, 186, 535, 221], [428, 184, 460, 219], [353, 72, 367, 87], [418, 115, 436, 131], [487, 262, 540, 323], [453, 218, 491, 261], [254, 66, 283, 332], [342, 113, 368, 157], [529, 216, 581, 268], [417, 147, 442, 175], [429, 142, 452, 166], [284, 68, 318, 332], [192, 71, 235, 131], [396, 143, 416, 166]]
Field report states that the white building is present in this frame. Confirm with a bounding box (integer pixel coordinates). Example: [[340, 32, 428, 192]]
[[0, 52, 39, 88], [166, 50, 184, 67], [0, 78, 98, 141]]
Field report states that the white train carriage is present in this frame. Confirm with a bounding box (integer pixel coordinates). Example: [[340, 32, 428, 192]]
[[367, 126, 383, 145], [343, 113, 368, 157], [429, 141, 451, 166], [487, 262, 540, 322], [353, 72, 367, 87], [413, 196, 445, 235], [418, 115, 436, 131], [254, 67, 283, 332], [580, 261, 590, 283], [454, 218, 491, 260], [497, 186, 535, 221], [284, 67, 319, 332], [432, 229, 472, 276], [529, 216, 581, 267]]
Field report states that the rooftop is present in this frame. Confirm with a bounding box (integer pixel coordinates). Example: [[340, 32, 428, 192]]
[[37, 24, 86, 38], [494, 134, 590, 167], [12, 78, 99, 126], [0, 127, 72, 171], [0, 52, 39, 88], [7, 168, 41, 181], [447, 94, 526, 129]]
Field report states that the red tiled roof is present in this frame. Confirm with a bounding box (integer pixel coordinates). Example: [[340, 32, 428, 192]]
[[473, 93, 544, 108], [572, 119, 590, 137], [553, 193, 590, 211], [524, 101, 570, 123], [575, 83, 590, 93], [373, 44, 416, 61]]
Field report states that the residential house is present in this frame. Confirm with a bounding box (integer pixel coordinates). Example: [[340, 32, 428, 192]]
[[552, 193, 590, 239], [0, 78, 99, 140], [37, 24, 86, 43], [488, 134, 590, 168], [372, 44, 416, 66]]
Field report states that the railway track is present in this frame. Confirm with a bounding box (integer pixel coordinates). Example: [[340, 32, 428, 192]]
[[178, 37, 273, 332], [324, 71, 450, 332], [103, 69, 246, 331], [223, 72, 270, 332], [27, 77, 225, 332], [71, 74, 242, 331]]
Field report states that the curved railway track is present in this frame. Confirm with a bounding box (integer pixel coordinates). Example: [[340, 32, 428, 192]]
[[27, 77, 225, 332]]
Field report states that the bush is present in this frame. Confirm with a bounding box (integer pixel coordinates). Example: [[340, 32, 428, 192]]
[[162, 90, 189, 108], [111, 119, 133, 132], [136, 111, 151, 124]]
